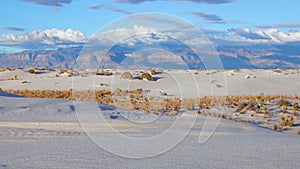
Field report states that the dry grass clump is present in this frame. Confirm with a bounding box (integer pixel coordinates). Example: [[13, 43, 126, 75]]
[[140, 72, 153, 81], [3, 89, 114, 104], [0, 68, 15, 72], [276, 99, 292, 107], [198, 96, 213, 108], [114, 88, 122, 96], [165, 98, 181, 112], [274, 124, 280, 131], [13, 75, 18, 80], [235, 100, 259, 114], [2, 89, 300, 130], [293, 103, 299, 117], [120, 72, 134, 80], [57, 69, 68, 74], [278, 117, 294, 129], [57, 69, 74, 77]]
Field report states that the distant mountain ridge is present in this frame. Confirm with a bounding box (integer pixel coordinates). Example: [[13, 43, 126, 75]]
[[0, 47, 81, 69], [0, 43, 300, 69]]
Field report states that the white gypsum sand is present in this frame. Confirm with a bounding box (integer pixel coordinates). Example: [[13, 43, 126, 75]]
[[0, 68, 299, 168]]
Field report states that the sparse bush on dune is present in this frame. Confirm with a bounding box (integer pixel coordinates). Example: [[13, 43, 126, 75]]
[[236, 101, 248, 113], [27, 69, 36, 74], [97, 69, 113, 76], [293, 103, 299, 117], [22, 81, 29, 84], [2, 89, 300, 133], [276, 99, 292, 107], [287, 117, 294, 127], [149, 69, 156, 75], [140, 72, 153, 81], [274, 124, 279, 131], [114, 88, 122, 96], [58, 69, 68, 74], [263, 106, 269, 115], [0, 68, 15, 72], [273, 69, 282, 73], [165, 98, 182, 112], [236, 100, 260, 114], [198, 96, 212, 108], [279, 117, 287, 128]]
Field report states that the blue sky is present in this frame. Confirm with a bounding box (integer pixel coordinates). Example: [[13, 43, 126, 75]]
[[1, 0, 300, 52]]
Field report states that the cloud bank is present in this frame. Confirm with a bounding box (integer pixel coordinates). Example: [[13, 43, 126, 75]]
[[1, 26, 300, 50], [0, 28, 86, 49], [214, 27, 300, 45]]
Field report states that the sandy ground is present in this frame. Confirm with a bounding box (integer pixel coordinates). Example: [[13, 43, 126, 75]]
[[0, 95, 299, 168], [0, 69, 300, 168], [0, 69, 300, 97]]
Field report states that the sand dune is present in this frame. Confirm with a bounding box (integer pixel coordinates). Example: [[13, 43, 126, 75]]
[[0, 68, 299, 168]]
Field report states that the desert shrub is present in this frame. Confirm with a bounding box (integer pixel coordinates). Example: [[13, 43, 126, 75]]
[[114, 88, 122, 96], [273, 69, 282, 73], [288, 117, 294, 127], [257, 95, 262, 100], [293, 103, 299, 110], [139, 72, 153, 81], [276, 99, 292, 106], [216, 84, 222, 88], [58, 69, 68, 74], [264, 106, 269, 115], [236, 101, 248, 113], [97, 70, 113, 76], [293, 109, 298, 117], [282, 105, 287, 113], [27, 69, 35, 74], [149, 69, 156, 75], [221, 114, 227, 119], [279, 117, 286, 128], [274, 124, 279, 130], [165, 98, 181, 111], [120, 72, 134, 80], [236, 100, 259, 114], [22, 81, 29, 84]]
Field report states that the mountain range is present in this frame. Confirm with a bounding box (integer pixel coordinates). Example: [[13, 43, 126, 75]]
[[0, 42, 300, 69]]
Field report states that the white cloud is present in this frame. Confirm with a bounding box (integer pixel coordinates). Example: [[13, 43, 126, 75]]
[[2, 26, 300, 51], [89, 25, 181, 47], [213, 28, 300, 45], [0, 28, 87, 49]]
